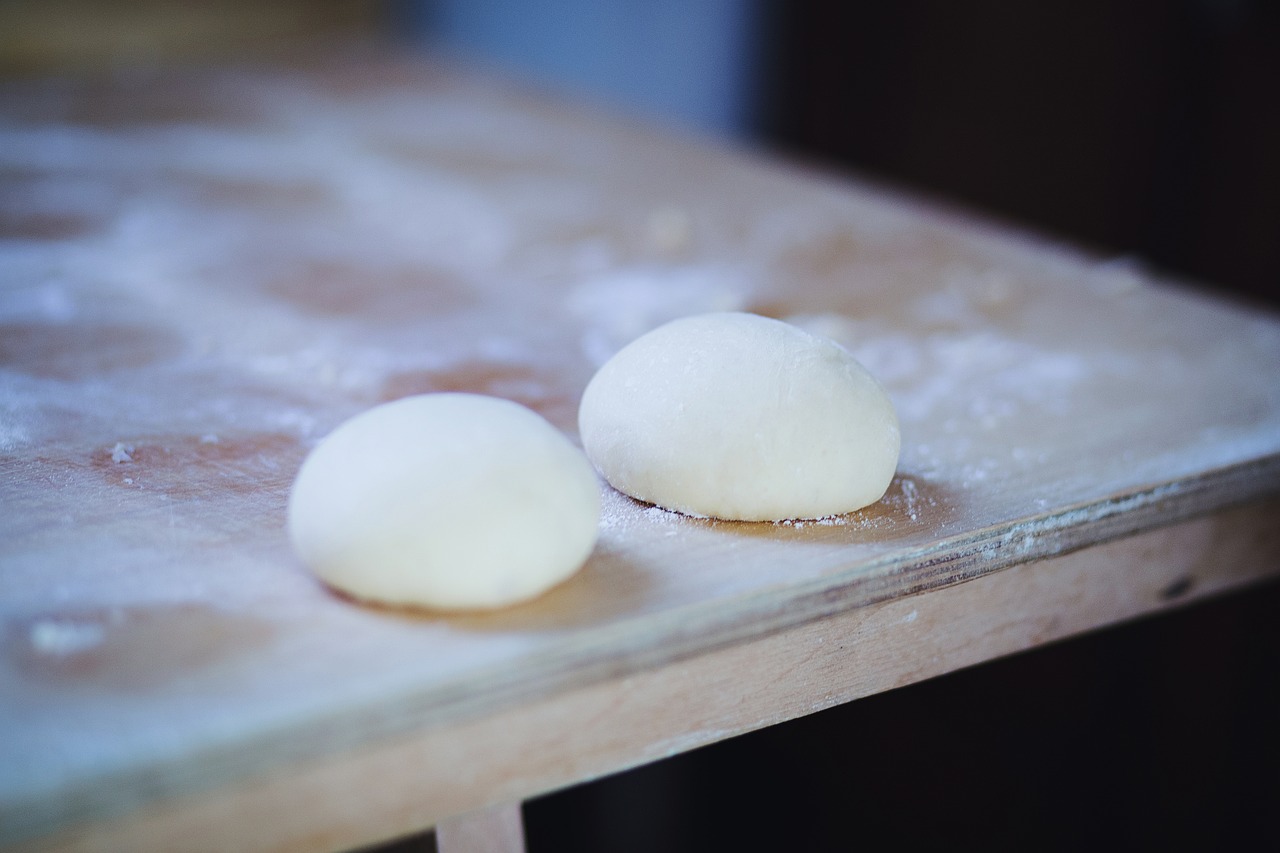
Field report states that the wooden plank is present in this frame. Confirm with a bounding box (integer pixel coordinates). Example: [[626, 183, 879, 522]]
[[436, 804, 525, 853], [11, 500, 1278, 853], [2, 54, 1279, 852]]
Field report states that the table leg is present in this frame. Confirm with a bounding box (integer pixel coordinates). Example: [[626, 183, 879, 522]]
[[435, 802, 526, 853]]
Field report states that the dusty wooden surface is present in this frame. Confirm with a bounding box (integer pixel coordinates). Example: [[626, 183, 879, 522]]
[[21, 502, 1280, 853], [2, 52, 1279, 851]]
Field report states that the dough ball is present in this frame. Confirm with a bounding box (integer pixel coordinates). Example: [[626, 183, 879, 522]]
[[578, 312, 900, 521], [288, 393, 600, 610]]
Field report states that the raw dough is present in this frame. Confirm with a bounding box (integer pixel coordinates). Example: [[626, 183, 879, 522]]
[[288, 393, 600, 610], [578, 312, 900, 521]]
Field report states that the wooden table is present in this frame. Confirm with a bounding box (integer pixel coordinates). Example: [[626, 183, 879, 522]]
[[2, 52, 1278, 853]]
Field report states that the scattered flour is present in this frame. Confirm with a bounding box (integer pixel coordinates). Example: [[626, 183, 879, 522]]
[[29, 619, 105, 655], [570, 266, 750, 365]]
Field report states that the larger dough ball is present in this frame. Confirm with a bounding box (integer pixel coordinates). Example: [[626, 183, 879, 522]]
[[578, 312, 900, 521], [288, 394, 600, 610]]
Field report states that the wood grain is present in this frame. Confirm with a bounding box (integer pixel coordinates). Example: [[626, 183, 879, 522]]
[[2, 53, 1279, 852]]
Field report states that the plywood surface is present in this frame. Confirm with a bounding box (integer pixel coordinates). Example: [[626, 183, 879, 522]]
[[2, 53, 1279, 849]]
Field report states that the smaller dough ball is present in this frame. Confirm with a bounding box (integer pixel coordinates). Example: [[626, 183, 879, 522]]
[[288, 394, 600, 610], [578, 312, 900, 521]]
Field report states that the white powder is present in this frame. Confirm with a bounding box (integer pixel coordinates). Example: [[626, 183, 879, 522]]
[[570, 266, 750, 366], [29, 619, 105, 655]]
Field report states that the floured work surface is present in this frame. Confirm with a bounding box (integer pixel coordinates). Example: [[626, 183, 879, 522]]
[[2, 53, 1279, 850]]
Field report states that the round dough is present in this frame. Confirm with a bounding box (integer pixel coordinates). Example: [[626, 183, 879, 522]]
[[288, 393, 600, 610], [578, 312, 900, 521]]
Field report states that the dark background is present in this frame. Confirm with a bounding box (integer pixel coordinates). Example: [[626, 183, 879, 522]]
[[761, 0, 1280, 311]]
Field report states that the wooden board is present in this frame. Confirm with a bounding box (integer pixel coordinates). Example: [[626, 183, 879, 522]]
[[2, 51, 1279, 851]]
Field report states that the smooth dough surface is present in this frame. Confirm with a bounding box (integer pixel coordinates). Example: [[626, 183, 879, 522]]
[[288, 393, 600, 610], [578, 312, 900, 521]]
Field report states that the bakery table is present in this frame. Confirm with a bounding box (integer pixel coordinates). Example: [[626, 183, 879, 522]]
[[2, 52, 1278, 853]]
